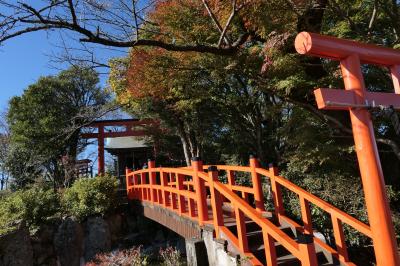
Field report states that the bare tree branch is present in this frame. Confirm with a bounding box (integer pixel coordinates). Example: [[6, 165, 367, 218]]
[[201, 0, 231, 46], [368, 0, 378, 34], [67, 0, 78, 25], [0, 1, 251, 56]]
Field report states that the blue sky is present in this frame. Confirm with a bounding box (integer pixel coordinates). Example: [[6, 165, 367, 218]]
[[0, 31, 127, 110], [0, 30, 129, 173], [0, 32, 59, 110]]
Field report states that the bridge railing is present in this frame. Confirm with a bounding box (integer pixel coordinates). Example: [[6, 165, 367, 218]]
[[126, 158, 373, 266], [206, 164, 372, 265]]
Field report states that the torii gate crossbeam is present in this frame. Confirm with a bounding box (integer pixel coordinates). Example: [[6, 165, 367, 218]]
[[81, 119, 155, 175]]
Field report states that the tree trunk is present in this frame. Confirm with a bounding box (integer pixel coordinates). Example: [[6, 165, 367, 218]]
[[176, 121, 192, 166], [179, 134, 191, 166]]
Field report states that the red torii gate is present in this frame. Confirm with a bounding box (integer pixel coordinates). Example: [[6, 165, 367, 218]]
[[81, 119, 155, 175], [295, 32, 400, 266]]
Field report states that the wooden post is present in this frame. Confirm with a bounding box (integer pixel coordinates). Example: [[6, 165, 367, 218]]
[[249, 155, 265, 212], [192, 157, 208, 225], [148, 159, 157, 203], [171, 173, 178, 210], [299, 195, 313, 234], [208, 166, 223, 238], [177, 173, 186, 215], [269, 163, 284, 223], [235, 206, 249, 252], [227, 170, 235, 190], [331, 214, 349, 262], [97, 125, 105, 175], [160, 170, 170, 208], [298, 233, 318, 266], [263, 228, 277, 266], [141, 172, 146, 200]]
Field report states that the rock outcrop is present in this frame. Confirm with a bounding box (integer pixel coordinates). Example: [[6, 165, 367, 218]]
[[31, 222, 59, 266], [0, 221, 33, 266], [54, 217, 84, 266], [106, 213, 122, 245], [84, 216, 111, 261]]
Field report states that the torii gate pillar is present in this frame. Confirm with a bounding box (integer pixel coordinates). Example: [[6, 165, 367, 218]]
[[296, 32, 400, 266], [98, 125, 105, 175]]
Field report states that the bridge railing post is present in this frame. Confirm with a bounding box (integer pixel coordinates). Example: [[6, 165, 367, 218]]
[[208, 166, 224, 238], [140, 172, 146, 200], [171, 173, 178, 210], [148, 159, 157, 203], [249, 155, 265, 212], [160, 169, 170, 208], [176, 173, 186, 215], [192, 157, 209, 225], [269, 164, 284, 223], [331, 214, 349, 263], [298, 233, 318, 266]]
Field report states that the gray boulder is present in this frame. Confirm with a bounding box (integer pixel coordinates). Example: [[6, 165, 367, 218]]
[[0, 221, 33, 266], [106, 213, 122, 245], [84, 216, 111, 262], [53, 217, 84, 266], [32, 222, 59, 266]]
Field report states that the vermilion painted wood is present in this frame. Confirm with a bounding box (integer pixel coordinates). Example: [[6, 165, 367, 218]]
[[227, 170, 235, 189], [235, 206, 249, 252], [331, 214, 349, 262], [296, 32, 400, 266], [295, 31, 400, 66], [126, 162, 373, 266], [268, 165, 284, 223], [314, 88, 400, 110], [299, 196, 312, 234], [148, 160, 157, 202], [80, 131, 147, 138], [209, 168, 224, 237], [81, 119, 157, 175], [177, 173, 186, 215], [263, 228, 277, 266], [192, 159, 208, 225], [250, 157, 265, 212]]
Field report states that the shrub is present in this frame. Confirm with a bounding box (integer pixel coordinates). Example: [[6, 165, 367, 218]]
[[62, 174, 118, 221], [86, 246, 148, 266], [0, 187, 59, 234], [159, 246, 182, 266]]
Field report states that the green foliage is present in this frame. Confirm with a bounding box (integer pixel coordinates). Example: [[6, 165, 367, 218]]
[[0, 186, 59, 234], [62, 175, 118, 221], [6, 65, 109, 188], [0, 174, 120, 234]]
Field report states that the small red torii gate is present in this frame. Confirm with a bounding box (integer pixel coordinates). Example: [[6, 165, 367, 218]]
[[295, 32, 400, 266], [81, 119, 155, 175]]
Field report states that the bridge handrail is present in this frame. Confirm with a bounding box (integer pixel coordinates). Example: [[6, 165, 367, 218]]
[[126, 161, 371, 265], [196, 170, 303, 258], [126, 166, 305, 264], [203, 164, 371, 238], [202, 164, 371, 264]]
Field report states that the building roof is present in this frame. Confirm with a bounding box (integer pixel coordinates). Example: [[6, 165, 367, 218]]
[[105, 136, 148, 150]]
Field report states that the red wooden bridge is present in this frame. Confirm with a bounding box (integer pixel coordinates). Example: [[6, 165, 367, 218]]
[[126, 158, 372, 266], [125, 32, 400, 266]]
